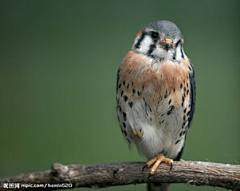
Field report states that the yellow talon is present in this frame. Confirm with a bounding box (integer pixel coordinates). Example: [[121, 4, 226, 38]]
[[133, 129, 142, 138], [146, 153, 173, 175]]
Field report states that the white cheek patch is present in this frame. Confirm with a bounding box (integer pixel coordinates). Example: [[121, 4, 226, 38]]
[[175, 43, 186, 61], [138, 36, 153, 54], [175, 45, 182, 60]]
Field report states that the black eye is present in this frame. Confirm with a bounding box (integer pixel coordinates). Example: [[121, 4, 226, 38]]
[[150, 31, 159, 40]]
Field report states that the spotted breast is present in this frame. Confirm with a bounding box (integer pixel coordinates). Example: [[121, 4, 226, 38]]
[[117, 49, 195, 160]]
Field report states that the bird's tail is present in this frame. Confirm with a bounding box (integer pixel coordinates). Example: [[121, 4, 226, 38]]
[[147, 183, 169, 191]]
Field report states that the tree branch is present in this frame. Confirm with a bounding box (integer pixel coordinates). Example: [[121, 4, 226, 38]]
[[0, 161, 239, 190]]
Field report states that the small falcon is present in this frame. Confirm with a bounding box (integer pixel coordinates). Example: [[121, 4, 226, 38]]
[[116, 20, 196, 191]]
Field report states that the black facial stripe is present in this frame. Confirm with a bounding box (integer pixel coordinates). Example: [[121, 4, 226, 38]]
[[172, 40, 181, 61], [175, 39, 181, 48], [173, 51, 176, 61], [172, 40, 184, 60], [134, 32, 146, 49], [180, 44, 185, 58], [147, 44, 156, 56], [147, 31, 158, 56]]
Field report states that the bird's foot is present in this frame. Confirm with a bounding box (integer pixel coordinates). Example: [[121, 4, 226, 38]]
[[133, 129, 142, 138], [145, 153, 173, 175]]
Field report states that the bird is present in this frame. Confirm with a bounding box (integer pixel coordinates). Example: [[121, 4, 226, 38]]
[[116, 20, 196, 191]]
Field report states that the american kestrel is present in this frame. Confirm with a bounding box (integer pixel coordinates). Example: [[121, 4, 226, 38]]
[[116, 20, 196, 191]]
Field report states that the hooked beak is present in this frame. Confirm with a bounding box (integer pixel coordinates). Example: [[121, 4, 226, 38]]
[[160, 38, 173, 51]]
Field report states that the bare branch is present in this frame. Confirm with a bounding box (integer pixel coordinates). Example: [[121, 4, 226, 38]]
[[0, 161, 239, 190]]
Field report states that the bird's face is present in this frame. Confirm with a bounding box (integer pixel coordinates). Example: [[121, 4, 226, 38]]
[[132, 20, 185, 62]]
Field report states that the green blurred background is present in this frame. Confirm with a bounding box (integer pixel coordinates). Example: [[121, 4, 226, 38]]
[[0, 0, 239, 190]]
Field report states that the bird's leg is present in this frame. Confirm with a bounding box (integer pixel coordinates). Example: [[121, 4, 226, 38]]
[[146, 153, 173, 175]]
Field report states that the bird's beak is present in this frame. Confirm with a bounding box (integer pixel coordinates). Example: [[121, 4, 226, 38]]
[[160, 38, 173, 51]]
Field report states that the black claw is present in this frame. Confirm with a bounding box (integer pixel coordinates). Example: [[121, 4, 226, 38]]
[[142, 164, 153, 179], [148, 173, 152, 179], [169, 163, 173, 171], [142, 164, 148, 172]]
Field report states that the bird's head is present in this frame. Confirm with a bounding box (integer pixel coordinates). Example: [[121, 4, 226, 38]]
[[132, 20, 185, 62]]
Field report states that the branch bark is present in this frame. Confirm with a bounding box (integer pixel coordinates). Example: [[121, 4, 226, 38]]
[[0, 161, 239, 190]]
